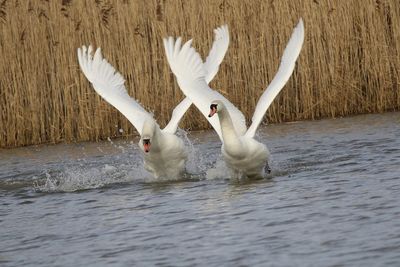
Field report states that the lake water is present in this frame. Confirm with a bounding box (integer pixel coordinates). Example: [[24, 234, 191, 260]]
[[1, 112, 400, 266]]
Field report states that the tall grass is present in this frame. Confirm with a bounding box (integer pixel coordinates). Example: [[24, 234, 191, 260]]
[[0, 0, 399, 147]]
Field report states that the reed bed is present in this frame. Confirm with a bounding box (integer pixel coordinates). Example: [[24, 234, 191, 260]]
[[0, 0, 399, 147]]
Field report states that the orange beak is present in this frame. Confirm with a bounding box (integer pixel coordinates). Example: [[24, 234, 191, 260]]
[[143, 143, 150, 153], [143, 139, 151, 153], [208, 107, 217, 117]]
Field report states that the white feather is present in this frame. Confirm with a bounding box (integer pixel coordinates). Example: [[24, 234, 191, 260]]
[[163, 36, 247, 141], [164, 19, 305, 178], [245, 19, 304, 137], [77, 46, 153, 136], [204, 25, 230, 83], [163, 25, 231, 133]]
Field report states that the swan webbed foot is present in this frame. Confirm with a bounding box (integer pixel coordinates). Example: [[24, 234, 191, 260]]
[[264, 161, 271, 174]]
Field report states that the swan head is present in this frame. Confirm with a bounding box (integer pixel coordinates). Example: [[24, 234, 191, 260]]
[[141, 120, 156, 153], [208, 100, 225, 117]]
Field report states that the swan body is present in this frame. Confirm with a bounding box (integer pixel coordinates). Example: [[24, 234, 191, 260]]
[[164, 19, 305, 179], [222, 139, 269, 178], [139, 120, 186, 178], [211, 100, 270, 178], [77, 25, 230, 179]]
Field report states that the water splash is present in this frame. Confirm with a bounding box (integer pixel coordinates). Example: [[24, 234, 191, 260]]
[[177, 128, 210, 175], [31, 140, 151, 192], [6, 131, 239, 193], [205, 158, 230, 180], [32, 135, 213, 192], [34, 162, 145, 193]]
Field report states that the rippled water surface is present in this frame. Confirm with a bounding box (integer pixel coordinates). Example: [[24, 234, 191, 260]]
[[1, 112, 400, 266]]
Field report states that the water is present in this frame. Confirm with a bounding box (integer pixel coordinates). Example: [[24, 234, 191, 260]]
[[1, 112, 400, 266]]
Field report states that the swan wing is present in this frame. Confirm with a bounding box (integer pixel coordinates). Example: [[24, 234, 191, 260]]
[[162, 97, 192, 134], [163, 37, 247, 141], [204, 24, 230, 83], [163, 25, 230, 134], [77, 45, 153, 136], [246, 19, 305, 138]]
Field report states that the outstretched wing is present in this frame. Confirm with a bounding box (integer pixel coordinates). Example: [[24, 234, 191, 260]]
[[245, 19, 305, 138], [163, 24, 231, 134], [163, 37, 247, 141], [77, 45, 153, 136], [162, 97, 192, 133], [204, 24, 230, 83]]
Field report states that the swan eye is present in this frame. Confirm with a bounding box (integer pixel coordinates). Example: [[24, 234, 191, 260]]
[[210, 104, 218, 110]]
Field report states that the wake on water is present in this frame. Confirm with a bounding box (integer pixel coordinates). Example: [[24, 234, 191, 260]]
[[32, 129, 234, 193], [30, 128, 279, 193]]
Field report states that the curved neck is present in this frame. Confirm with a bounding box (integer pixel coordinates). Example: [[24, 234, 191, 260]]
[[149, 126, 164, 153], [217, 107, 244, 155]]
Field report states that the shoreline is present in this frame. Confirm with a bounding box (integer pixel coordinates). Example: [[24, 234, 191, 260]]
[[1, 110, 397, 149]]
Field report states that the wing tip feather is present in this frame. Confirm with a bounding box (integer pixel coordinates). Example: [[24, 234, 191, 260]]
[[163, 36, 206, 84]]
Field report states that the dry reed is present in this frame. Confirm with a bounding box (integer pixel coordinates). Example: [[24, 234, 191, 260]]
[[0, 0, 399, 147]]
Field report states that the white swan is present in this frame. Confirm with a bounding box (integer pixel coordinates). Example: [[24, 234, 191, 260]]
[[163, 19, 304, 179], [77, 25, 230, 179]]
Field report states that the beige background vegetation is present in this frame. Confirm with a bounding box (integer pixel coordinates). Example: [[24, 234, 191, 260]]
[[0, 0, 399, 147]]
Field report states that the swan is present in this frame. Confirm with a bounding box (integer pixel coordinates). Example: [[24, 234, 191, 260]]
[[163, 19, 304, 179], [77, 25, 230, 179]]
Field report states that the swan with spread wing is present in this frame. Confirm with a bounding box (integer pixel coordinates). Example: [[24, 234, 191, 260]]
[[77, 25, 230, 179], [163, 19, 304, 179]]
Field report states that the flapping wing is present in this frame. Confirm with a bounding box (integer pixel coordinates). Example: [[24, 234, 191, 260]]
[[162, 97, 192, 134], [245, 19, 305, 138], [163, 24, 230, 134], [163, 37, 247, 141], [77, 45, 153, 136], [204, 25, 230, 83]]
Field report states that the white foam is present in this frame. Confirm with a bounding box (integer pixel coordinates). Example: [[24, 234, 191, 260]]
[[176, 129, 209, 175], [205, 159, 230, 180], [35, 162, 141, 193]]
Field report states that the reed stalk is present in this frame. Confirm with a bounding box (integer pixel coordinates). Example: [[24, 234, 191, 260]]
[[0, 0, 399, 147]]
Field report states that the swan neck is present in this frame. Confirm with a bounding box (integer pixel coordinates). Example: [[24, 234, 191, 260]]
[[218, 108, 243, 151], [150, 126, 164, 152]]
